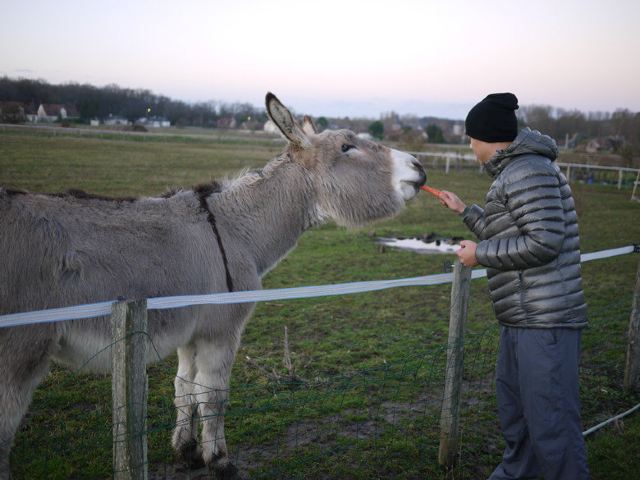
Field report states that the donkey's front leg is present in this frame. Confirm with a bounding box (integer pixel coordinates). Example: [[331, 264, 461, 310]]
[[192, 335, 240, 476], [171, 343, 202, 465]]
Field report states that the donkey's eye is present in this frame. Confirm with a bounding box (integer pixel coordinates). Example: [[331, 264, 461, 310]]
[[341, 144, 356, 153]]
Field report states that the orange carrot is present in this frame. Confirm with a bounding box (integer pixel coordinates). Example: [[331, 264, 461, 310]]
[[420, 185, 443, 198]]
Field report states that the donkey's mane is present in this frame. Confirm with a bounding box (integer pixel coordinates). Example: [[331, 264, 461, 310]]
[[1, 187, 138, 203], [223, 153, 291, 191], [155, 181, 225, 200], [1, 153, 293, 206]]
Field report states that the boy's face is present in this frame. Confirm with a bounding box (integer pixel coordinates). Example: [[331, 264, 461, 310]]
[[469, 137, 495, 164]]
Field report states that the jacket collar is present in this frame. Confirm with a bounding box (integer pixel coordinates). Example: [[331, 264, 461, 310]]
[[483, 127, 558, 178]]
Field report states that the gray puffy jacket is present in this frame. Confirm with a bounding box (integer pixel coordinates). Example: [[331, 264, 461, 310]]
[[462, 128, 587, 329]]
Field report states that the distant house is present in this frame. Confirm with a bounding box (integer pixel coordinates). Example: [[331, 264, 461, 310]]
[[37, 104, 59, 122], [136, 116, 171, 128], [36, 104, 79, 122], [90, 119, 100, 127], [263, 120, 279, 134], [240, 119, 261, 131], [24, 104, 38, 123], [586, 139, 602, 154], [103, 115, 130, 126], [216, 116, 237, 129], [451, 123, 464, 137], [356, 132, 374, 141], [65, 105, 79, 119]]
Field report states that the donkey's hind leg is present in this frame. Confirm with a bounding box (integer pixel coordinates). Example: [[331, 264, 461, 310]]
[[171, 343, 203, 466], [0, 330, 55, 480]]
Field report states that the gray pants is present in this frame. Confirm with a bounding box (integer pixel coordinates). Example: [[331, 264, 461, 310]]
[[489, 326, 590, 480]]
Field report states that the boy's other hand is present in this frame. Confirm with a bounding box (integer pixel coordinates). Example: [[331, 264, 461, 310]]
[[456, 240, 479, 267]]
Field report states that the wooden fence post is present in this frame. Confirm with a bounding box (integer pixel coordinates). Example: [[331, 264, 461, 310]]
[[111, 299, 149, 480], [438, 260, 472, 467], [618, 170, 623, 190], [624, 256, 640, 392]]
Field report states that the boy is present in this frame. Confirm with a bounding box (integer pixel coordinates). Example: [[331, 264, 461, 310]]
[[439, 93, 590, 479]]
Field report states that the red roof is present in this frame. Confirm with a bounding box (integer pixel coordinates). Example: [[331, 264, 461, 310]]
[[40, 104, 79, 117], [41, 104, 64, 116]]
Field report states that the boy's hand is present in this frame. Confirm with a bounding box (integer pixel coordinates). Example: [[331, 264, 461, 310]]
[[439, 191, 466, 214], [456, 240, 478, 267]]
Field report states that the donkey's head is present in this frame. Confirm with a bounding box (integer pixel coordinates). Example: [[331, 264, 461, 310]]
[[265, 93, 426, 227]]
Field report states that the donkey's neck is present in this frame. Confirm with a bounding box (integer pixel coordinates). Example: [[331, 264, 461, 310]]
[[209, 158, 318, 277]]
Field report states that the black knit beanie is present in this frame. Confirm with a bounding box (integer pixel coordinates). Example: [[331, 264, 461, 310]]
[[465, 93, 519, 142]]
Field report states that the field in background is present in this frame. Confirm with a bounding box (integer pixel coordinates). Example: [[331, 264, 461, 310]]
[[1, 127, 639, 479]]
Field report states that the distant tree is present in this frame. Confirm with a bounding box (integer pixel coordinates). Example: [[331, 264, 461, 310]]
[[520, 105, 555, 135], [1, 76, 635, 155], [633, 112, 640, 151], [555, 109, 587, 140], [619, 144, 634, 166], [0, 77, 52, 105], [368, 120, 384, 140], [0, 102, 25, 123], [317, 116, 328, 131], [426, 124, 445, 143], [611, 109, 635, 139]]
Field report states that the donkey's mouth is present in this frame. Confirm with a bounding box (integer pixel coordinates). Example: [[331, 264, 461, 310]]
[[401, 166, 427, 200], [400, 180, 424, 200]]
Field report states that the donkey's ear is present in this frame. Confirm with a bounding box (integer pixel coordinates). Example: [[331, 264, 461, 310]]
[[265, 93, 311, 149], [302, 115, 318, 135]]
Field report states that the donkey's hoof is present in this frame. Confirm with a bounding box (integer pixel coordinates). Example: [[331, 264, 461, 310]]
[[177, 439, 205, 470], [211, 461, 243, 480]]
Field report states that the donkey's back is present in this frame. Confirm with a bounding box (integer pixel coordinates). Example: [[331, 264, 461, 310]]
[[0, 188, 224, 316], [0, 188, 250, 369]]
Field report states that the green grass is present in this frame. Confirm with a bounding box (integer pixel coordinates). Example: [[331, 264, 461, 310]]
[[0, 129, 283, 196], [2, 128, 639, 479]]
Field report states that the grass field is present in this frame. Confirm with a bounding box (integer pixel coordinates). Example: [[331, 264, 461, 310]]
[[1, 127, 639, 479]]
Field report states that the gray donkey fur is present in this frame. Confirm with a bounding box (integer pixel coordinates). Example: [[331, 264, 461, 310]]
[[0, 93, 426, 478]]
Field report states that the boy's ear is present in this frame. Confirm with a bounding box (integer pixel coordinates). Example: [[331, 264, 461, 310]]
[[265, 93, 311, 149]]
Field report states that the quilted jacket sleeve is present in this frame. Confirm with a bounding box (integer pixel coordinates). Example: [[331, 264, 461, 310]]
[[461, 204, 487, 239], [474, 159, 566, 271]]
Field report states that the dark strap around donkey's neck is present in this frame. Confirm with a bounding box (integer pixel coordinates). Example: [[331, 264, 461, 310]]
[[196, 188, 234, 293]]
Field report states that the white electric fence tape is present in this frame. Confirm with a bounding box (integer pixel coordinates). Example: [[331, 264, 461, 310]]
[[0, 245, 636, 329]]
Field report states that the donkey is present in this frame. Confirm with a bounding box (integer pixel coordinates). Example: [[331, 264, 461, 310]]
[[0, 93, 426, 478]]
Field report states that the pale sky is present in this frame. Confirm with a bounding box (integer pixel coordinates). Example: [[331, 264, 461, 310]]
[[1, 0, 638, 119]]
